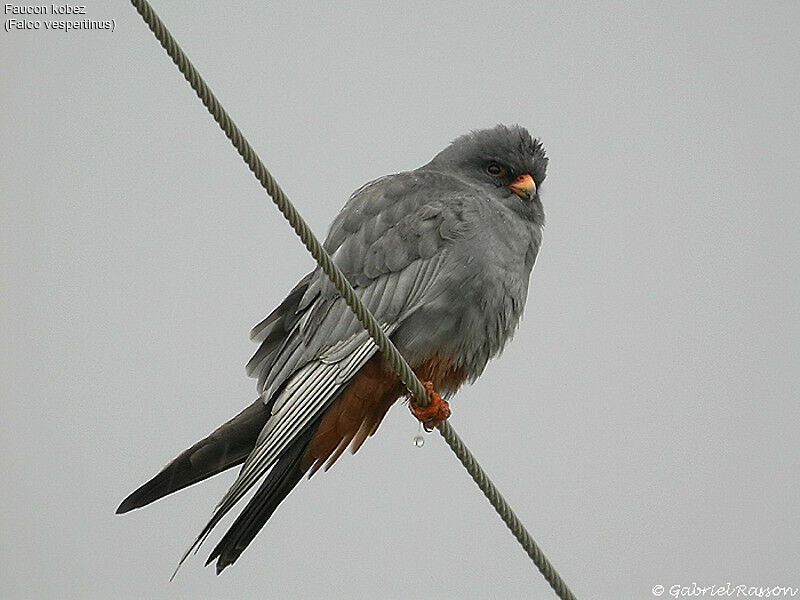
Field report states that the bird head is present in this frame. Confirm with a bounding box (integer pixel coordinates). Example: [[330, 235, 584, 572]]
[[427, 124, 548, 208]]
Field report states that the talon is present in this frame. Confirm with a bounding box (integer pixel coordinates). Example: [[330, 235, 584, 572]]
[[409, 381, 451, 431]]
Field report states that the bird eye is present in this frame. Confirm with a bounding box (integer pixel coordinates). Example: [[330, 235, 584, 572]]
[[486, 163, 505, 177]]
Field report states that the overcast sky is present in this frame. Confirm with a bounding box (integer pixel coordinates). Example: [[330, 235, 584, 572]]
[[2, 2, 798, 599]]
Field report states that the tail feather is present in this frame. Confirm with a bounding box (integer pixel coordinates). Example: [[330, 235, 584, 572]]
[[116, 399, 271, 514], [206, 417, 317, 573]]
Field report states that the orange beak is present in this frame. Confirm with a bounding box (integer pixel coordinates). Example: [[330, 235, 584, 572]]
[[508, 174, 536, 200]]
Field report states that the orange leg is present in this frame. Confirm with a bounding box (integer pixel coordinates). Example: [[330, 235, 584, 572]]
[[409, 381, 451, 431]]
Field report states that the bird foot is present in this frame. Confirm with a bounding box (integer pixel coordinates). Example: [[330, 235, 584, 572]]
[[409, 381, 451, 431]]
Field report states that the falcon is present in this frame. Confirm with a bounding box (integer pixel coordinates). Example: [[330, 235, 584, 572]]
[[117, 124, 548, 573]]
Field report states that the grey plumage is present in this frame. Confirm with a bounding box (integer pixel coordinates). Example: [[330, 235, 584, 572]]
[[117, 124, 548, 573]]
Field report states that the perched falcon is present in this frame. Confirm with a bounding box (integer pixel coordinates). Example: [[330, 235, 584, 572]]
[[117, 124, 548, 573]]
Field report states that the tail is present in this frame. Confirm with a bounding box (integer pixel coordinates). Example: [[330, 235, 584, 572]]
[[116, 399, 271, 514], [204, 420, 317, 574]]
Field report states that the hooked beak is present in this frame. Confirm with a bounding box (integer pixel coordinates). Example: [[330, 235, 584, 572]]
[[508, 174, 536, 200]]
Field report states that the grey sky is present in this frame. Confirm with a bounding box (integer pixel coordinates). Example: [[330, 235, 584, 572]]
[[1, 2, 798, 599]]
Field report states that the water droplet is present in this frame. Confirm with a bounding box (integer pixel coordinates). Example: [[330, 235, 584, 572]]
[[413, 434, 425, 448]]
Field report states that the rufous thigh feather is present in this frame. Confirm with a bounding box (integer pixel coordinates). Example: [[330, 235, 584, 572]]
[[302, 353, 467, 476]]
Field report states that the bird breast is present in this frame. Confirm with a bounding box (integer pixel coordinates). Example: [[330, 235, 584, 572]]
[[392, 212, 540, 382]]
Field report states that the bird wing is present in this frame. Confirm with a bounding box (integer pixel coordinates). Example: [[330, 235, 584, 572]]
[[184, 170, 478, 557]]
